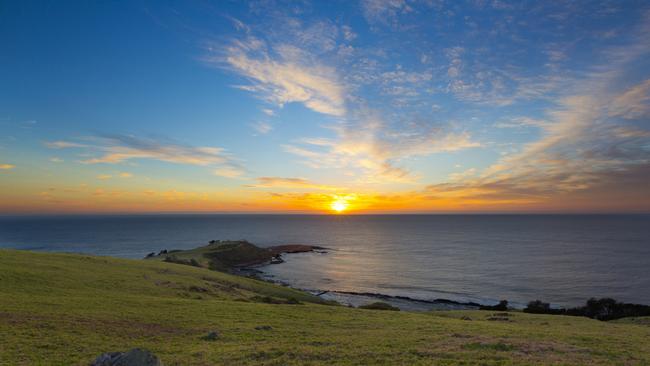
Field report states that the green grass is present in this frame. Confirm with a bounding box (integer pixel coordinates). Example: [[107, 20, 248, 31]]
[[1, 249, 650, 365]]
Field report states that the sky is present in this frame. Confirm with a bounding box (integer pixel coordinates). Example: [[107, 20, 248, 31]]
[[1, 0, 649, 214]]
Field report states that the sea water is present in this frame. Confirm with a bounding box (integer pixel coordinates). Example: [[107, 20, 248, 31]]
[[1, 214, 648, 307]]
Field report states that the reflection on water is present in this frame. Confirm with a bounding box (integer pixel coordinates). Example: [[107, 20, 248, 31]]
[[1, 214, 649, 307]]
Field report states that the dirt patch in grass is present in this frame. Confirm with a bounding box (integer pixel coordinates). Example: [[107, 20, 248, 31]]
[[462, 341, 517, 351]]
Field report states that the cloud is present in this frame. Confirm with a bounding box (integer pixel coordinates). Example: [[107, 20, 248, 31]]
[[361, 0, 412, 25], [96, 172, 133, 180], [77, 135, 228, 165], [448, 168, 477, 182], [0, 164, 15, 170], [201, 2, 647, 199], [209, 39, 346, 116], [207, 12, 486, 186], [46, 141, 89, 149], [49, 157, 64, 163], [341, 25, 357, 41], [214, 166, 245, 178], [293, 20, 339, 52], [494, 117, 548, 129], [47, 134, 244, 178], [609, 79, 650, 119], [284, 111, 480, 183], [424, 34, 650, 208], [251, 121, 273, 134], [248, 176, 338, 190]]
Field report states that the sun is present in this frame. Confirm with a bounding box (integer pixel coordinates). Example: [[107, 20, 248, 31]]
[[330, 199, 349, 213]]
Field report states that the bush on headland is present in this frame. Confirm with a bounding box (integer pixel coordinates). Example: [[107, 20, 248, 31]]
[[358, 302, 400, 311], [524, 297, 650, 321], [524, 300, 565, 315], [249, 295, 302, 305], [479, 300, 509, 311]]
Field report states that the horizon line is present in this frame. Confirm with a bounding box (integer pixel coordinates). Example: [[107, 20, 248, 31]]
[[1, 211, 649, 217]]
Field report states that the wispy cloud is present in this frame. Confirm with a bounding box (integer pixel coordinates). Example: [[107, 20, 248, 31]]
[[251, 121, 273, 135], [361, 0, 412, 25], [425, 24, 650, 209], [46, 141, 89, 149], [204, 2, 648, 203], [0, 164, 15, 170], [213, 166, 245, 178], [96, 172, 133, 180], [609, 79, 650, 119], [46, 134, 244, 178], [248, 176, 339, 190], [207, 11, 487, 186], [493, 117, 548, 129], [207, 38, 346, 116], [285, 111, 480, 183]]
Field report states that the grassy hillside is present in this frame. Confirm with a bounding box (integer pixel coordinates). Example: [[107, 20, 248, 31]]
[[1, 249, 650, 365]]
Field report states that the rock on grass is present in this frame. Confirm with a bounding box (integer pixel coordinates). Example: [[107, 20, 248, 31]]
[[91, 348, 161, 366]]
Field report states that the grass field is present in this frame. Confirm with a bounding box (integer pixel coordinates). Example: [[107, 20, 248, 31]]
[[1, 249, 649, 365]]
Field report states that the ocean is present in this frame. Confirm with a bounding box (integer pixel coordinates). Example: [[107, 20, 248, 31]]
[[1, 214, 648, 308]]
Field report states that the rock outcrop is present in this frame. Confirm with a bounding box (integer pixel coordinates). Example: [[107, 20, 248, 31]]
[[91, 348, 161, 366]]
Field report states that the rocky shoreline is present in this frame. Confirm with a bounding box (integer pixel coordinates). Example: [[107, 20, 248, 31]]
[[244, 250, 486, 311], [247, 267, 483, 311], [147, 240, 493, 311]]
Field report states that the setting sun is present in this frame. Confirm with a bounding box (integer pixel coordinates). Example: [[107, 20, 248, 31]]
[[330, 199, 348, 213]]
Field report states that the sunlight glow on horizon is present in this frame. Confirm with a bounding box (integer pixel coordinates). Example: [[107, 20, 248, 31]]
[[330, 199, 349, 213]]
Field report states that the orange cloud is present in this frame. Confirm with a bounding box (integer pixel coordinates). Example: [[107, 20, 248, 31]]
[[248, 177, 339, 190]]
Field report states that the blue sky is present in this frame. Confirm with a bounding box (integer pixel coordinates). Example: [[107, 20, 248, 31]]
[[1, 0, 649, 213]]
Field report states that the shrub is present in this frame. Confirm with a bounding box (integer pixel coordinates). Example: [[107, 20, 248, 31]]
[[285, 297, 301, 305], [523, 297, 650, 321], [480, 300, 508, 311], [524, 300, 565, 315], [189, 258, 201, 267], [249, 295, 302, 305], [358, 302, 400, 311]]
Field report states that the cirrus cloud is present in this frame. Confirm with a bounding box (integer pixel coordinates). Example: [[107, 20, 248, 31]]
[[46, 134, 245, 178], [207, 39, 346, 117], [248, 176, 339, 190]]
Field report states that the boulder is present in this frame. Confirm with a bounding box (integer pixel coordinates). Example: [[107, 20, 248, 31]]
[[90, 348, 161, 366]]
